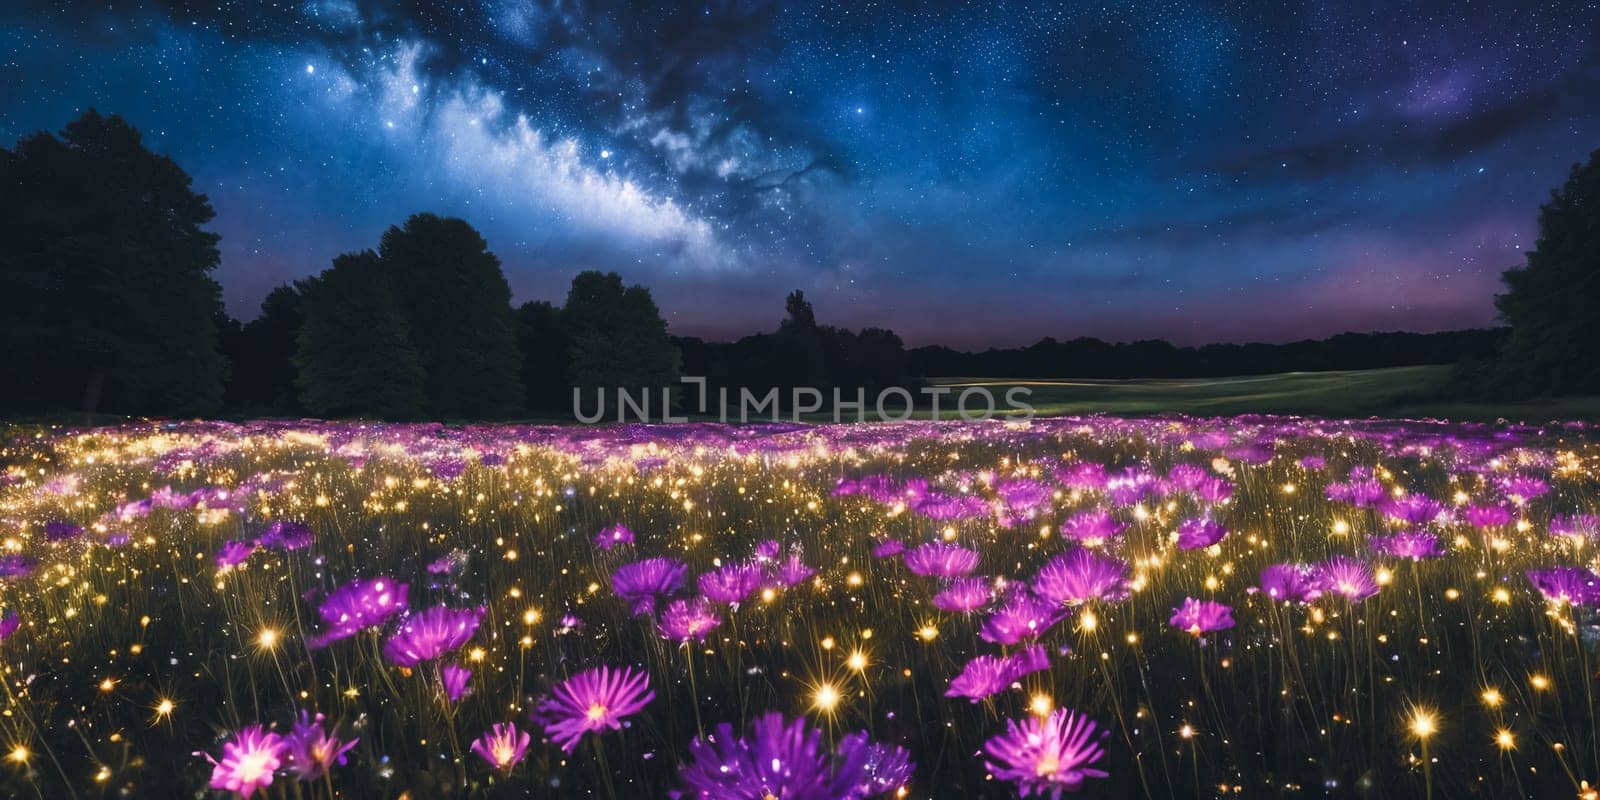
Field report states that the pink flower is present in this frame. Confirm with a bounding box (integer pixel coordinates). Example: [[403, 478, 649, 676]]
[[283, 711, 358, 781], [982, 708, 1109, 796], [1169, 597, 1234, 635], [381, 606, 485, 667], [534, 665, 655, 753], [196, 725, 288, 797], [440, 664, 473, 704], [471, 722, 531, 772]]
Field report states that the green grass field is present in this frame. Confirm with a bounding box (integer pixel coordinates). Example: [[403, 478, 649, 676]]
[[931, 365, 1600, 422]]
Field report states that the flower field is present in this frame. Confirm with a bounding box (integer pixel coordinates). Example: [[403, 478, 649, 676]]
[[0, 416, 1597, 798]]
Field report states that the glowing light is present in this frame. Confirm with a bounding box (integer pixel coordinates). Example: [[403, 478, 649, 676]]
[[1481, 688, 1502, 707], [1028, 693, 1053, 716], [1494, 729, 1516, 750], [812, 683, 841, 713], [846, 650, 868, 672], [1409, 709, 1438, 739], [6, 746, 28, 764], [256, 628, 279, 650]]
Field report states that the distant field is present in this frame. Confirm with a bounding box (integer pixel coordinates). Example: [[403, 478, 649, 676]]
[[931, 365, 1600, 422]]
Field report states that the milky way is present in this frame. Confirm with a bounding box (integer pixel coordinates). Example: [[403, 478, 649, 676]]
[[2, 1, 1597, 346]]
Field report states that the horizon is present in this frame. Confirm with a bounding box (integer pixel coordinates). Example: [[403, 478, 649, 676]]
[[6, 1, 1596, 347]]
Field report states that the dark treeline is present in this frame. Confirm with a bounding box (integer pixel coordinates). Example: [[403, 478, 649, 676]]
[[3, 111, 1597, 420], [908, 329, 1506, 380]]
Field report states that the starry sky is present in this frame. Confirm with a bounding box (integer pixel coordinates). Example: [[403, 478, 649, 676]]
[[3, 2, 1598, 347]]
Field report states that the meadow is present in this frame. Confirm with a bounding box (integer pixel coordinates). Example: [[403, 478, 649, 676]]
[[0, 415, 1597, 798]]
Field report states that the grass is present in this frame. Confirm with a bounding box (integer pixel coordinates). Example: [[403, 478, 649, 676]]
[[931, 365, 1600, 422]]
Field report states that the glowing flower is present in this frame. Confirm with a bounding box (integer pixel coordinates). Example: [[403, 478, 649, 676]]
[[1175, 517, 1227, 550], [1169, 597, 1234, 635], [1255, 563, 1322, 604], [658, 598, 722, 643], [772, 552, 817, 587], [382, 606, 485, 667], [256, 520, 314, 550], [1550, 514, 1600, 541], [283, 711, 358, 781], [981, 590, 1065, 645], [1370, 530, 1444, 561], [1463, 505, 1513, 529], [1057, 509, 1125, 544], [0, 555, 38, 580], [1379, 495, 1447, 527], [871, 539, 905, 559], [1032, 549, 1130, 606], [672, 712, 913, 799], [196, 725, 288, 797], [982, 708, 1108, 797], [215, 540, 257, 569], [1315, 556, 1380, 602], [946, 645, 1050, 702], [470, 722, 531, 773], [308, 577, 408, 648], [903, 542, 981, 578], [440, 664, 473, 704], [535, 665, 655, 753], [1499, 475, 1549, 503], [594, 524, 635, 551], [43, 520, 84, 541], [698, 562, 766, 605], [932, 576, 995, 613], [612, 557, 689, 615], [1526, 567, 1600, 607], [0, 611, 19, 641]]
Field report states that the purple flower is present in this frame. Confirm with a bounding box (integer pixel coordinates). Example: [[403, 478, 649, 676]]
[[256, 520, 314, 550], [945, 645, 1050, 702], [1057, 509, 1125, 544], [1463, 505, 1513, 529], [1032, 549, 1130, 606], [772, 552, 817, 588], [43, 520, 84, 542], [903, 542, 981, 578], [594, 524, 635, 551], [1370, 530, 1444, 561], [698, 562, 766, 605], [283, 711, 358, 781], [0, 555, 38, 580], [535, 665, 655, 753], [982, 708, 1108, 797], [1175, 518, 1227, 550], [871, 539, 905, 559], [1379, 495, 1447, 527], [1526, 567, 1600, 607], [1550, 514, 1600, 541], [754, 539, 782, 560], [912, 492, 989, 521], [215, 540, 257, 569], [440, 664, 473, 704], [981, 591, 1065, 645], [0, 611, 19, 641], [196, 725, 288, 798], [612, 557, 688, 615], [658, 598, 722, 643], [1056, 462, 1108, 491], [382, 606, 485, 667], [1500, 475, 1549, 503], [1297, 455, 1327, 470], [932, 576, 995, 613], [471, 722, 531, 772], [308, 577, 408, 648], [672, 712, 913, 799], [1255, 564, 1323, 604], [426, 550, 468, 575], [1315, 556, 1380, 602], [1326, 480, 1385, 507], [1169, 597, 1234, 635]]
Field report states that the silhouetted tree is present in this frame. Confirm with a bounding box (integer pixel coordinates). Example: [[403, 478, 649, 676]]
[[517, 300, 571, 414], [293, 252, 427, 419], [0, 110, 228, 414], [1492, 148, 1600, 395], [225, 284, 304, 412], [563, 271, 681, 395], [378, 213, 524, 417]]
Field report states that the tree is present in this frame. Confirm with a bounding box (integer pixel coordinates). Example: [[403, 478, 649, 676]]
[[378, 213, 524, 417], [0, 110, 229, 414], [224, 284, 304, 413], [293, 251, 427, 419], [517, 300, 571, 414], [563, 271, 681, 395], [1493, 148, 1600, 395]]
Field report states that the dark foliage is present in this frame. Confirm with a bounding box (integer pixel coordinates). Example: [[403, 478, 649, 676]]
[[224, 284, 304, 413], [378, 213, 525, 418], [517, 300, 571, 414], [1489, 148, 1600, 395], [293, 251, 428, 419], [910, 329, 1505, 380], [0, 110, 229, 415], [563, 271, 682, 394]]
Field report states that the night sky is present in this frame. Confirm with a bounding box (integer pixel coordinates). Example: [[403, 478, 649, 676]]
[[3, 2, 1598, 347]]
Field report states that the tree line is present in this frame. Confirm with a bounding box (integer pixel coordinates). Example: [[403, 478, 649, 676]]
[[2, 111, 1596, 421]]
